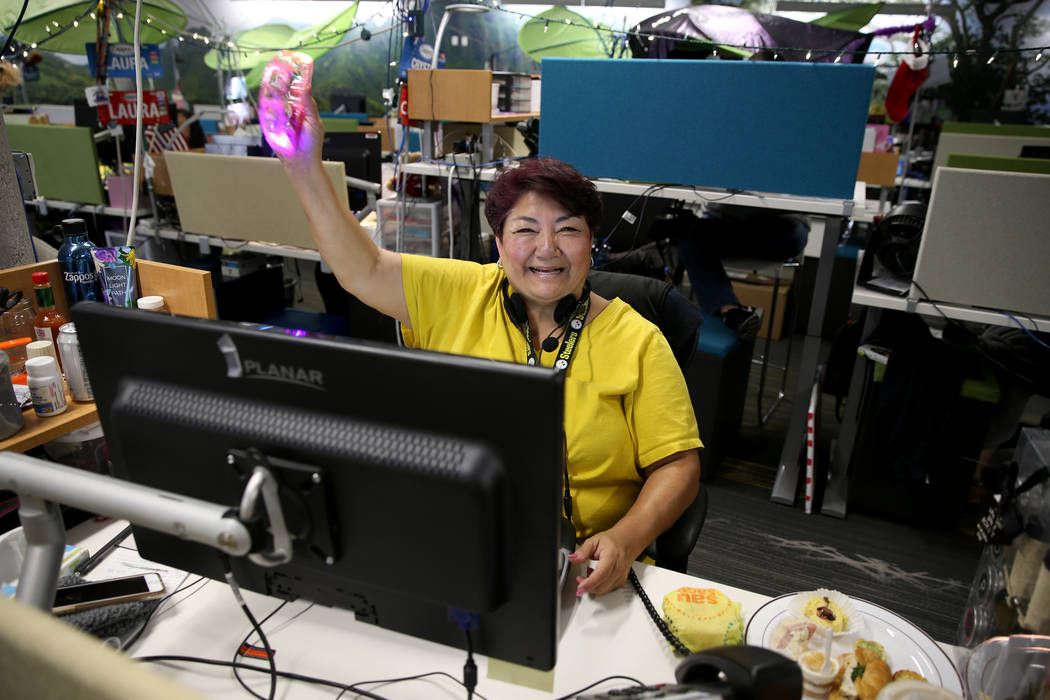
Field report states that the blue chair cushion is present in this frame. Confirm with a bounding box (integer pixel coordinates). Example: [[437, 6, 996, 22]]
[[697, 311, 739, 358]]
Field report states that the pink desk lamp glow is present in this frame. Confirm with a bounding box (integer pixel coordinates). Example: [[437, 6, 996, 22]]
[[259, 51, 314, 158]]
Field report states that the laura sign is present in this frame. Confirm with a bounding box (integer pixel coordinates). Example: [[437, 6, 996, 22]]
[[97, 90, 171, 125], [85, 43, 163, 79]]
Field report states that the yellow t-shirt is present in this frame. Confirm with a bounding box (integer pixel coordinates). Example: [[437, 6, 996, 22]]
[[400, 254, 702, 539]]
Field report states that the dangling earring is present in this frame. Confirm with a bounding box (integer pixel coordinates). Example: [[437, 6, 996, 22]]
[[496, 259, 504, 269], [590, 256, 595, 269]]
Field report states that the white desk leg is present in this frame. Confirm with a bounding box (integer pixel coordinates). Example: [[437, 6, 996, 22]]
[[481, 123, 494, 163], [771, 214, 844, 505], [822, 309, 879, 518]]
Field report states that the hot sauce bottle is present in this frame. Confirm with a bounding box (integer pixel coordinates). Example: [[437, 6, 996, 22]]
[[32, 271, 70, 351]]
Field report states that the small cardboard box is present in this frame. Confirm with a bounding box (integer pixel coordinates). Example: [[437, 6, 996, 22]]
[[731, 279, 791, 340]]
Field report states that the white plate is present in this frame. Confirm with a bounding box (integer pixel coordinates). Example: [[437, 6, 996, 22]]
[[745, 593, 964, 695]]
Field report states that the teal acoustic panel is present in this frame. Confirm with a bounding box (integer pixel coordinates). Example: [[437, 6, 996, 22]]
[[539, 58, 875, 200]]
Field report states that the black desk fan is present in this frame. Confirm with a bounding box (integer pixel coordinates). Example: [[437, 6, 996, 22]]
[[857, 201, 927, 296]]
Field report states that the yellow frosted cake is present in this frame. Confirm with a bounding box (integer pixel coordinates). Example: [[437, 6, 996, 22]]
[[662, 587, 744, 652]]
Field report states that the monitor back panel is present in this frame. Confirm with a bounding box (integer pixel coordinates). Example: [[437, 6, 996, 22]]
[[164, 151, 348, 249], [911, 166, 1050, 319], [539, 58, 874, 200], [6, 124, 106, 204]]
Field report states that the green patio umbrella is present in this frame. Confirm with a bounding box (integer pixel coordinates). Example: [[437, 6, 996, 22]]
[[518, 7, 618, 62], [203, 3, 359, 89], [1, 0, 187, 54]]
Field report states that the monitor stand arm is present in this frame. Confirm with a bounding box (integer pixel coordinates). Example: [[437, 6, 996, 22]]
[[0, 451, 281, 613]]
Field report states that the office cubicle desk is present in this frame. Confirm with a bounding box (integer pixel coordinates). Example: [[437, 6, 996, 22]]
[[57, 517, 967, 699], [822, 285, 1050, 521], [0, 259, 216, 454], [70, 520, 727, 698]]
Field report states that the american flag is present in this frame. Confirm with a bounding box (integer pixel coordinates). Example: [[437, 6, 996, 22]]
[[146, 123, 190, 153]]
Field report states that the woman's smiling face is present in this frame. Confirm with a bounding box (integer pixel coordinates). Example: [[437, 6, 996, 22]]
[[495, 190, 592, 313]]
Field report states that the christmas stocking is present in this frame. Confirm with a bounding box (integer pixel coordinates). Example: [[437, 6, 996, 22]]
[[885, 28, 930, 123]]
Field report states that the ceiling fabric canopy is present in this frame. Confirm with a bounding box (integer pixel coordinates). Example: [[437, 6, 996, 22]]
[[628, 4, 874, 62]]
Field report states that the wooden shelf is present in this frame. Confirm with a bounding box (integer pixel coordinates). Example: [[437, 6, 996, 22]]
[[0, 395, 98, 454]]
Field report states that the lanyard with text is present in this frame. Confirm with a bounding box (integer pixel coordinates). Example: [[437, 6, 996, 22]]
[[523, 296, 590, 372]]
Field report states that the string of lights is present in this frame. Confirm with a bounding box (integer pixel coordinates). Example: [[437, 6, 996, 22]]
[[4, 1, 1048, 66]]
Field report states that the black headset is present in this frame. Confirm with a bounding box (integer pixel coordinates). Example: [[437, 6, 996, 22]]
[[501, 279, 592, 353]]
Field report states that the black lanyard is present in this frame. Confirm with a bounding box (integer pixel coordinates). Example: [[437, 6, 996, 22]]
[[521, 296, 590, 372]]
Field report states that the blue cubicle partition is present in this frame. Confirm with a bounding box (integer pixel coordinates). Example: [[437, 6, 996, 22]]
[[539, 58, 875, 200]]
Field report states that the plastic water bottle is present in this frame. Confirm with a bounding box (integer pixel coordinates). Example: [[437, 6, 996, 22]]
[[57, 218, 101, 304]]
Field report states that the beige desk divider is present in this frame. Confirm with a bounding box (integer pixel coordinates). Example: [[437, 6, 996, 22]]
[[137, 259, 216, 319], [163, 151, 349, 250]]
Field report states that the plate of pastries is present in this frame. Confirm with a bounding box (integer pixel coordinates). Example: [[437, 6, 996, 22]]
[[745, 589, 965, 699]]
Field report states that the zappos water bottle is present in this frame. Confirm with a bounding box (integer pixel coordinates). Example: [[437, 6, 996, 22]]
[[57, 218, 101, 303]]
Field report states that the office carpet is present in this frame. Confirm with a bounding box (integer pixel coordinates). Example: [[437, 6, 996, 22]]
[[687, 476, 980, 645]]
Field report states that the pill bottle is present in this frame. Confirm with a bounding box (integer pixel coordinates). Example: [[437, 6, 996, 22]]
[[136, 296, 170, 314], [26, 355, 68, 417]]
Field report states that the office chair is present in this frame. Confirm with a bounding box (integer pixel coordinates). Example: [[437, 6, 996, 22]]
[[588, 269, 708, 573]]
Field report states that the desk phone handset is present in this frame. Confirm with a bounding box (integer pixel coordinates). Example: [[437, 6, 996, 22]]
[[575, 645, 802, 700]]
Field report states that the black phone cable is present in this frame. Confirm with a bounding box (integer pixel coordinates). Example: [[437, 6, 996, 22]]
[[222, 556, 278, 700], [627, 568, 691, 657]]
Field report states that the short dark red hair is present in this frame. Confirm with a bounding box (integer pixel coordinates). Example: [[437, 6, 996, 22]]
[[484, 158, 602, 239]]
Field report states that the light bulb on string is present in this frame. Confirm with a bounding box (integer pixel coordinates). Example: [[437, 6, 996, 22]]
[[30, 42, 36, 48], [178, 35, 184, 42], [953, 54, 959, 68], [834, 52, 842, 63], [805, 50, 811, 60], [543, 21, 549, 33], [1036, 51, 1044, 62], [90, 12, 95, 19], [116, 12, 122, 19], [204, 37, 209, 45], [73, 19, 79, 27], [987, 51, 997, 65]]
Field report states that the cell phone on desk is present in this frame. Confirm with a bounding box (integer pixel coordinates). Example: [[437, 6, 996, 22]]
[[52, 573, 165, 615]]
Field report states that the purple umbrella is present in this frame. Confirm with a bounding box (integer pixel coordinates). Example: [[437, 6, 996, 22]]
[[629, 4, 873, 63]]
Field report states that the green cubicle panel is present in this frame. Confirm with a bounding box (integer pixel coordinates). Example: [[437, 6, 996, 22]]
[[6, 124, 107, 205], [945, 152, 1050, 175], [319, 117, 360, 132], [941, 122, 1050, 138]]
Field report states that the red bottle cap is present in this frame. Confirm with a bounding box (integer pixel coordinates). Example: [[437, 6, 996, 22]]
[[31, 271, 50, 284]]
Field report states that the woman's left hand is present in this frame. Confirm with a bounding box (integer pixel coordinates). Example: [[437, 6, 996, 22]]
[[570, 530, 637, 597]]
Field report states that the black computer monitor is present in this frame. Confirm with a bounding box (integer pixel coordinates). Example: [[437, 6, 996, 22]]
[[321, 131, 382, 212], [72, 302, 565, 670]]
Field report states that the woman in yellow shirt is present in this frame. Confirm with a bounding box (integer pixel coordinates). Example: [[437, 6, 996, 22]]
[[278, 102, 701, 598]]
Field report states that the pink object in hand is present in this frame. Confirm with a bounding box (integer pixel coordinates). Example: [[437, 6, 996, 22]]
[[258, 51, 314, 157]]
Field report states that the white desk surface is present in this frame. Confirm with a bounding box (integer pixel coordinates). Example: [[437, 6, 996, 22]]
[[852, 286, 1050, 333], [24, 197, 153, 218], [401, 162, 872, 222], [67, 519, 969, 699]]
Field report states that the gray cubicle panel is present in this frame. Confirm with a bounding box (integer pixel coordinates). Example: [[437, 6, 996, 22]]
[[911, 166, 1050, 319], [163, 151, 349, 250], [932, 123, 1050, 174]]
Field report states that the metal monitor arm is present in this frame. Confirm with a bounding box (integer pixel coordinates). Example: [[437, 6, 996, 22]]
[[0, 451, 291, 612]]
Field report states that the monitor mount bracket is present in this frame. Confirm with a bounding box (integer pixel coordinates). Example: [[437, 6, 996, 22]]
[[0, 451, 274, 613]]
